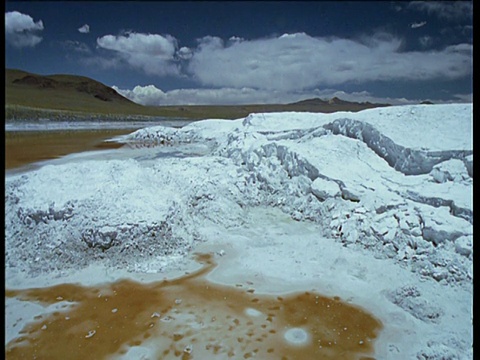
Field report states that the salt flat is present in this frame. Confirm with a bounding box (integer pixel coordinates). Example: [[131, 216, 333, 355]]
[[5, 103, 472, 359]]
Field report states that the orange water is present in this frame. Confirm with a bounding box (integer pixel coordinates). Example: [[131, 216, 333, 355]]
[[5, 129, 128, 170], [5, 253, 382, 360]]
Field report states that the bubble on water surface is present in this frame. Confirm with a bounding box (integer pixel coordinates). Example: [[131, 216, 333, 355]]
[[283, 327, 310, 346], [245, 307, 263, 317]]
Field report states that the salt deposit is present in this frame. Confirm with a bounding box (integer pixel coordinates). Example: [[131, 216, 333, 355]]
[[5, 103, 473, 359]]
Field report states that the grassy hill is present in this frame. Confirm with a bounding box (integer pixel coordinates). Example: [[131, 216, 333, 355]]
[[6, 69, 170, 120], [5, 69, 391, 121]]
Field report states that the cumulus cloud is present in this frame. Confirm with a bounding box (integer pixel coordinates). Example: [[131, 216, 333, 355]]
[[177, 46, 193, 60], [228, 36, 244, 45], [195, 35, 224, 51], [112, 84, 447, 107], [112, 84, 296, 106], [113, 85, 166, 106], [78, 24, 90, 33], [410, 21, 427, 29], [96, 32, 180, 76], [408, 1, 473, 21], [5, 11, 44, 48], [187, 32, 472, 92], [88, 30, 471, 101]]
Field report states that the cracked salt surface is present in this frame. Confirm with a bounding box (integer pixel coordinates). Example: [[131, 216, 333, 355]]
[[5, 103, 473, 359]]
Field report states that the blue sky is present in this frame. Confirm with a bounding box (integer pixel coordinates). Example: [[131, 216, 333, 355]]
[[5, 1, 473, 105]]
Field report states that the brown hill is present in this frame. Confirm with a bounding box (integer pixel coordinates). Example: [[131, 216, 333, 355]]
[[5, 69, 142, 113], [5, 69, 392, 121], [12, 74, 130, 103], [288, 96, 390, 109]]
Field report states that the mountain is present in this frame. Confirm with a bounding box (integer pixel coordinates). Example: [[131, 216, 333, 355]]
[[5, 68, 392, 121], [289, 96, 390, 108], [286, 97, 390, 111], [5, 68, 147, 115], [11, 72, 132, 103], [288, 98, 329, 106]]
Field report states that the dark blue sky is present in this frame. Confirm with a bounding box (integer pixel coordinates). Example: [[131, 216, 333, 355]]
[[5, 1, 473, 105]]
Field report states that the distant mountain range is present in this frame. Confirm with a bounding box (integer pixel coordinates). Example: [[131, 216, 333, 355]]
[[5, 68, 392, 121], [288, 96, 388, 107]]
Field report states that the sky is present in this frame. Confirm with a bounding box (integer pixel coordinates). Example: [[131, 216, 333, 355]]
[[5, 1, 473, 106]]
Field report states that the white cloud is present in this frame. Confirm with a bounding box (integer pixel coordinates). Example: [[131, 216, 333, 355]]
[[113, 84, 296, 106], [96, 32, 180, 76], [187, 32, 472, 92], [78, 24, 90, 33], [113, 84, 453, 107], [408, 1, 473, 21], [410, 21, 427, 29], [5, 11, 44, 48], [113, 85, 166, 106], [228, 36, 244, 45], [177, 46, 193, 60], [195, 35, 224, 50], [88, 31, 471, 100]]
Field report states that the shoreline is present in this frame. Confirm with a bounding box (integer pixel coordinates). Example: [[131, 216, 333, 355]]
[[4, 119, 195, 171], [5, 129, 130, 171]]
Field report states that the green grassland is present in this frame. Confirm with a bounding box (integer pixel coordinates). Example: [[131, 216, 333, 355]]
[[5, 69, 390, 121]]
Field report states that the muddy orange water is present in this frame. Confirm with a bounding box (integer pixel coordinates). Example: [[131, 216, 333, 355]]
[[5, 253, 382, 360], [5, 129, 129, 170]]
